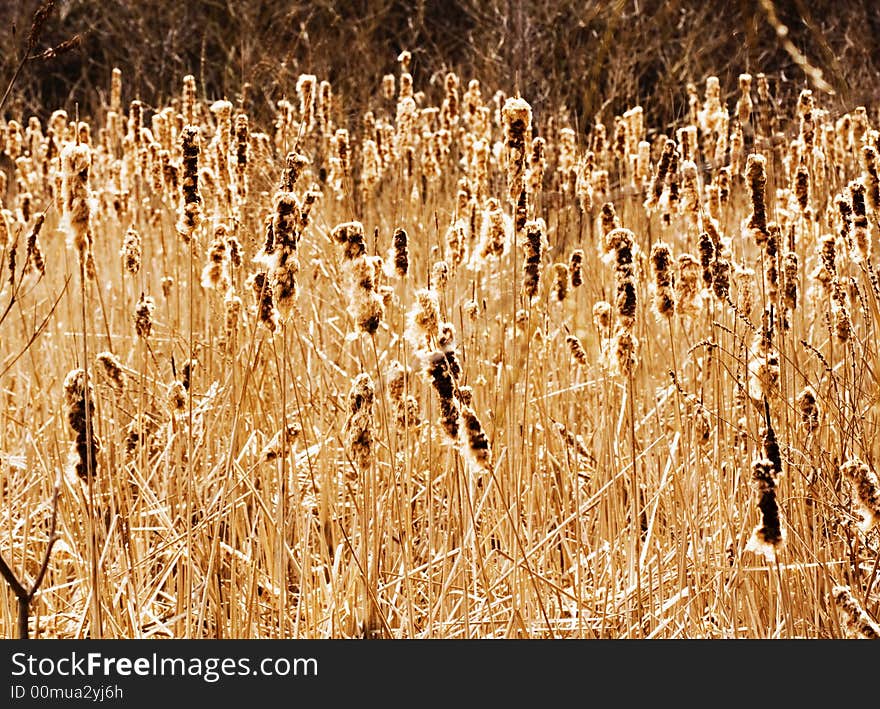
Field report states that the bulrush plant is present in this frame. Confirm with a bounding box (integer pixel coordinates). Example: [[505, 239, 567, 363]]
[[6, 54, 880, 641], [831, 585, 880, 639], [59, 133, 105, 637]]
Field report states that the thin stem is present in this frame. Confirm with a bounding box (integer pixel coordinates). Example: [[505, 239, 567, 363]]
[[79, 258, 102, 638], [185, 231, 195, 638], [627, 369, 644, 636]]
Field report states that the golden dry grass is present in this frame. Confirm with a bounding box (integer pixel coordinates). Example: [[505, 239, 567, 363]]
[[1, 62, 879, 639]]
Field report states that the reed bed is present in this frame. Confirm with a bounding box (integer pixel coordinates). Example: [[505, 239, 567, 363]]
[[1, 61, 879, 638]]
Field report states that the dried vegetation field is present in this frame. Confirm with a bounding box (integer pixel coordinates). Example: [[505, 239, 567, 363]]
[[1, 42, 880, 639]]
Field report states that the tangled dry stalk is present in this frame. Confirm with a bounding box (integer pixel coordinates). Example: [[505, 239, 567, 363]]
[[1, 51, 879, 638]]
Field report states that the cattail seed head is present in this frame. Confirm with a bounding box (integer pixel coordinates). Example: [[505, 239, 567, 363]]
[[331, 221, 367, 261], [271, 191, 300, 250], [387, 360, 420, 431], [397, 49, 411, 72], [382, 74, 395, 100], [124, 413, 158, 459], [599, 202, 621, 244], [431, 260, 449, 293], [460, 405, 491, 473], [736, 73, 753, 125], [610, 327, 638, 377], [675, 253, 703, 317], [406, 287, 440, 350], [96, 351, 126, 394], [227, 235, 242, 268], [182, 74, 197, 124], [528, 136, 546, 195], [551, 263, 569, 302], [794, 158, 810, 212], [566, 335, 588, 366], [437, 322, 461, 380], [575, 151, 594, 211], [334, 226, 385, 336], [110, 67, 122, 112], [61, 142, 94, 271], [831, 278, 852, 342], [795, 386, 820, 434], [781, 250, 798, 315], [445, 219, 467, 267], [615, 274, 637, 324], [840, 458, 880, 532], [63, 368, 100, 480], [134, 292, 155, 339], [223, 290, 242, 345], [317, 80, 333, 137], [745, 153, 769, 242], [425, 350, 460, 441], [168, 379, 186, 413], [234, 113, 249, 198], [391, 227, 409, 277], [849, 180, 871, 262], [748, 348, 780, 402], [266, 193, 301, 320], [862, 144, 880, 213], [645, 139, 676, 212], [818, 233, 837, 283], [176, 125, 202, 240], [181, 358, 197, 391], [279, 151, 310, 192], [478, 198, 509, 260], [201, 228, 230, 291], [569, 249, 583, 288], [24, 212, 45, 278], [121, 225, 141, 275], [712, 257, 731, 302], [831, 585, 880, 639], [679, 160, 701, 227], [521, 219, 545, 302], [296, 74, 317, 132], [502, 96, 532, 204], [698, 231, 715, 288], [745, 458, 785, 560], [650, 241, 675, 319], [248, 271, 279, 332], [592, 300, 612, 334]]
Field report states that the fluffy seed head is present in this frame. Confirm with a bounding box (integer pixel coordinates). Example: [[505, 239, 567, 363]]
[[96, 351, 126, 394], [745, 153, 768, 241], [650, 241, 675, 319], [460, 405, 491, 473], [392, 227, 409, 277], [121, 225, 141, 275], [569, 249, 584, 288], [63, 368, 101, 480], [521, 219, 545, 302], [840, 458, 880, 533], [745, 458, 785, 560], [425, 351, 460, 441], [61, 142, 94, 268], [344, 373, 375, 474], [831, 585, 880, 639], [501, 96, 532, 203], [134, 293, 155, 339], [567, 335, 587, 366], [175, 125, 202, 240], [796, 386, 820, 434], [552, 263, 569, 302]]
